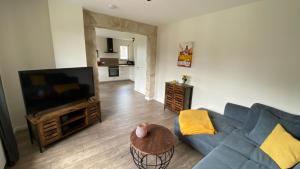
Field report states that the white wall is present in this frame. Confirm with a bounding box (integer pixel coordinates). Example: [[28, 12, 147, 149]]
[[48, 0, 87, 68], [155, 0, 300, 114], [0, 0, 56, 129]]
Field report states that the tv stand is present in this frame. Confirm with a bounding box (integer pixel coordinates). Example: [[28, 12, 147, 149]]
[[26, 99, 101, 153]]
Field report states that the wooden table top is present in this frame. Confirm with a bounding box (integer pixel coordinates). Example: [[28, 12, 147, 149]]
[[130, 124, 175, 155]]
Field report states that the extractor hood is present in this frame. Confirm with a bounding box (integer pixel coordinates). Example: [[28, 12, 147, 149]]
[[104, 38, 117, 53]]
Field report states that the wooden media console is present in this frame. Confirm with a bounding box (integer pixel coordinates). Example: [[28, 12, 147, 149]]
[[26, 99, 101, 152]]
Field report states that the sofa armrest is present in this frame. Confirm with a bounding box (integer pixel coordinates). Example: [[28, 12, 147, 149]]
[[224, 103, 250, 124], [294, 163, 300, 169]]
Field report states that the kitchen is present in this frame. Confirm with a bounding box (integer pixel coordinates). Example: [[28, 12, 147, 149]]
[[96, 28, 147, 95]]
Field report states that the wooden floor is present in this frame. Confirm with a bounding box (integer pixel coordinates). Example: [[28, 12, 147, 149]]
[[11, 81, 202, 169]]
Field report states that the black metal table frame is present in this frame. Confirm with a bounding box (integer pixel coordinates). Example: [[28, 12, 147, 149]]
[[130, 144, 174, 169]]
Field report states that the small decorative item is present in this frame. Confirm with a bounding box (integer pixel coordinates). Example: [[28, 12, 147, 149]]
[[171, 80, 178, 84], [135, 123, 149, 138], [182, 75, 189, 84], [177, 41, 193, 68]]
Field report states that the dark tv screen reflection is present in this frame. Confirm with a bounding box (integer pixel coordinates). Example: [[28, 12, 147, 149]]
[[19, 67, 95, 115]]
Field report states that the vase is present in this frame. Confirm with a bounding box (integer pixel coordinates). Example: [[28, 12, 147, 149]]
[[135, 123, 149, 138]]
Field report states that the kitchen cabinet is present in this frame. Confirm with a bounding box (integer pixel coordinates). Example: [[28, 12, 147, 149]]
[[98, 65, 134, 82], [128, 66, 135, 81], [119, 66, 129, 80], [98, 67, 109, 82]]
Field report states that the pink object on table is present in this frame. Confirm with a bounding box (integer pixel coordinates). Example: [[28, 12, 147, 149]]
[[136, 123, 149, 138]]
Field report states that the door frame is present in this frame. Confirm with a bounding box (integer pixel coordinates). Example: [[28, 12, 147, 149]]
[[83, 10, 157, 100]]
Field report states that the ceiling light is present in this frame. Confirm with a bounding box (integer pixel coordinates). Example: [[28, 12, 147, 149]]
[[107, 4, 117, 9]]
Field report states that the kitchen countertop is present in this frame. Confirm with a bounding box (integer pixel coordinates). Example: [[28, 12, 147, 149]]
[[119, 64, 135, 67], [98, 64, 134, 67]]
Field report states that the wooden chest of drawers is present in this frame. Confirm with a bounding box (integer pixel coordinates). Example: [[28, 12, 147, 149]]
[[164, 82, 193, 113]]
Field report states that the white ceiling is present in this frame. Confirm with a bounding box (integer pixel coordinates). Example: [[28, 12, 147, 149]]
[[70, 0, 260, 25]]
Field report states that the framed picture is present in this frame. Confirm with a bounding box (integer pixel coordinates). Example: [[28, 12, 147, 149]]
[[177, 42, 193, 68]]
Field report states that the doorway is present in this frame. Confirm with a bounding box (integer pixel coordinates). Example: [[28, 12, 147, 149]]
[[83, 10, 157, 100], [95, 28, 147, 96]]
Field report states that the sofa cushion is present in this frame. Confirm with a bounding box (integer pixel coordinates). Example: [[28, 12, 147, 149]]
[[243, 103, 300, 138], [243, 104, 264, 133], [248, 110, 278, 145], [208, 110, 243, 132], [193, 130, 279, 169], [279, 119, 300, 140], [240, 161, 272, 169], [294, 163, 300, 169], [260, 124, 300, 169], [193, 144, 278, 169], [174, 116, 227, 155], [225, 130, 279, 168], [192, 144, 249, 169], [174, 110, 242, 155], [224, 103, 250, 124]]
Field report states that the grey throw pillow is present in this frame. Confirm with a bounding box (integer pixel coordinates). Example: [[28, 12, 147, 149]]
[[247, 110, 278, 145]]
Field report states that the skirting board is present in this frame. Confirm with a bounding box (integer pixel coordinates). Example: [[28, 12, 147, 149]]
[[145, 96, 154, 101], [154, 97, 164, 104], [99, 79, 134, 83], [13, 125, 27, 134]]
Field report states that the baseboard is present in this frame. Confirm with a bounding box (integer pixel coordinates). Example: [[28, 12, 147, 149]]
[[145, 96, 154, 101], [13, 125, 27, 134], [154, 97, 164, 104], [99, 79, 133, 83]]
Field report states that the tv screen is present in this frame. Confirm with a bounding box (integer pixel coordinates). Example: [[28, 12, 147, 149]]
[[19, 67, 95, 115]]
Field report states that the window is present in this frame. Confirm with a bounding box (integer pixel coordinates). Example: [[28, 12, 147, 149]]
[[120, 45, 129, 60]]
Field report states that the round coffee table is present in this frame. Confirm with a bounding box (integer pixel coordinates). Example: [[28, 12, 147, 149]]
[[130, 124, 175, 169]]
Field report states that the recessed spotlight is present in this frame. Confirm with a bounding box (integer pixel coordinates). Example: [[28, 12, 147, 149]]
[[107, 4, 117, 9]]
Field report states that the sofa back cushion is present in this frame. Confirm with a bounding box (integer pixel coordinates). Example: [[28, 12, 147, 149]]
[[248, 110, 278, 145], [243, 104, 264, 133], [244, 104, 300, 144], [244, 103, 300, 140], [224, 103, 250, 124]]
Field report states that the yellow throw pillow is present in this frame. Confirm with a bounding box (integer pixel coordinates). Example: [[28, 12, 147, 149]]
[[179, 110, 216, 135], [260, 124, 300, 169]]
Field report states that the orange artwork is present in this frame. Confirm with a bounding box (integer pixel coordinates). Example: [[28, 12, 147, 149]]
[[177, 42, 193, 68]]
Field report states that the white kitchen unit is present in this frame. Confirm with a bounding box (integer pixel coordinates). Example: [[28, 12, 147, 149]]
[[98, 65, 135, 82], [98, 66, 109, 82], [128, 66, 135, 81], [119, 65, 129, 80]]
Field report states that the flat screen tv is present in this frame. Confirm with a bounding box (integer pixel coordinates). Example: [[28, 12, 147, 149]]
[[19, 67, 95, 115]]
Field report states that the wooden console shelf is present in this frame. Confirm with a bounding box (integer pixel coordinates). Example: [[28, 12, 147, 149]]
[[26, 100, 101, 153]]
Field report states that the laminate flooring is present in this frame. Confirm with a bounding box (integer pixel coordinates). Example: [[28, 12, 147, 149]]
[[10, 80, 202, 169]]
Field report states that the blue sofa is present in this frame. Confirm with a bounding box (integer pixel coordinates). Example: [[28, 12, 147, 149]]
[[174, 103, 300, 169]]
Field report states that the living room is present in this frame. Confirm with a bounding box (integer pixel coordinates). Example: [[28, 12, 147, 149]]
[[0, 0, 299, 169]]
